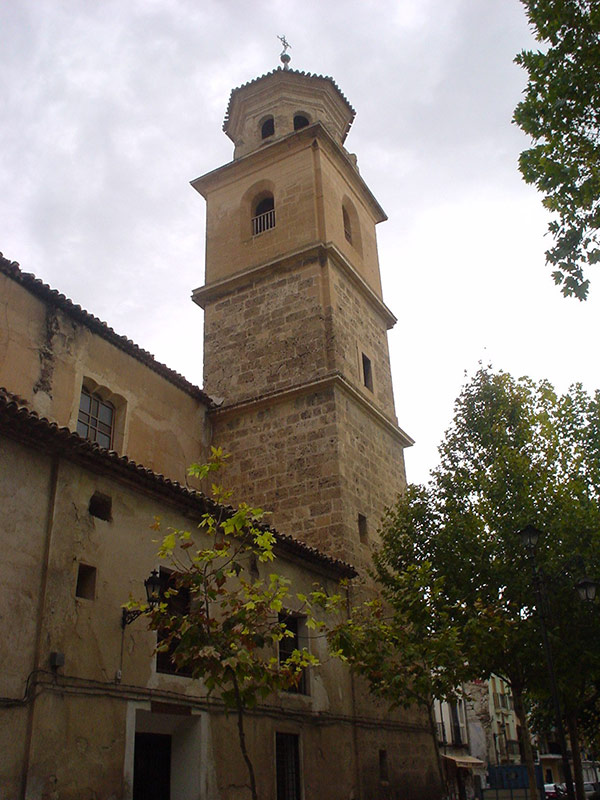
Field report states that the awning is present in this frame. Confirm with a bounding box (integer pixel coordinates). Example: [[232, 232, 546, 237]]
[[442, 755, 486, 770]]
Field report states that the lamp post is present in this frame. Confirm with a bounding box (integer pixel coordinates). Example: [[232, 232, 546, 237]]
[[517, 525, 576, 800], [121, 569, 161, 628]]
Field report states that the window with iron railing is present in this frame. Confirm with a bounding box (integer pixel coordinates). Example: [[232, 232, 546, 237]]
[[252, 208, 275, 235], [252, 195, 275, 235], [276, 732, 301, 800]]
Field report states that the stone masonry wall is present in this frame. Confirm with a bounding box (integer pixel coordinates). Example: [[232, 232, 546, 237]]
[[209, 385, 352, 561], [336, 387, 407, 555], [328, 256, 398, 421], [203, 256, 329, 404], [210, 381, 406, 569]]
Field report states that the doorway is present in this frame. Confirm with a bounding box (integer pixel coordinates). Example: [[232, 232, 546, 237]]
[[127, 706, 211, 800], [133, 732, 171, 800]]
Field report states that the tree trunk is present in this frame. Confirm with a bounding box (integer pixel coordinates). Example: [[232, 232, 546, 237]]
[[232, 674, 258, 800], [513, 685, 541, 800], [567, 709, 585, 800]]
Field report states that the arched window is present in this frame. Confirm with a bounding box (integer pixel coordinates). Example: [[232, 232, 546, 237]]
[[341, 198, 362, 254], [293, 114, 309, 131], [342, 207, 352, 244], [252, 193, 275, 235], [261, 116, 275, 139]]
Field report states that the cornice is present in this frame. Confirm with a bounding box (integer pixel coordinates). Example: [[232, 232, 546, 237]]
[[191, 242, 397, 330], [208, 373, 414, 449], [190, 122, 386, 224]]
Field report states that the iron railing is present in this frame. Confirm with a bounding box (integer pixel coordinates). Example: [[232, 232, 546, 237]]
[[252, 208, 275, 235]]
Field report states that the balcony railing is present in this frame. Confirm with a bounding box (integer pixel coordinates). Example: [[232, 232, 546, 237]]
[[252, 208, 275, 236]]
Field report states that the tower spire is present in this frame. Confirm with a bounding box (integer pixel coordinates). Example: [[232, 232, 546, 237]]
[[277, 34, 291, 69]]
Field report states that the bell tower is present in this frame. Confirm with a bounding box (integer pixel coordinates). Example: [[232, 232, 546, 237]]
[[192, 62, 413, 567]]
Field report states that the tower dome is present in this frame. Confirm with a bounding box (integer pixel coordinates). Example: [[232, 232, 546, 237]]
[[223, 67, 356, 159]]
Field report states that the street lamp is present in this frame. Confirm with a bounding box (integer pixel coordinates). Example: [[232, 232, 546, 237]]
[[516, 526, 576, 800], [121, 569, 162, 628], [518, 524, 541, 549], [575, 577, 598, 604]]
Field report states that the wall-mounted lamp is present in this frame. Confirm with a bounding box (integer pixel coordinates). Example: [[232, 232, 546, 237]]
[[121, 569, 161, 629]]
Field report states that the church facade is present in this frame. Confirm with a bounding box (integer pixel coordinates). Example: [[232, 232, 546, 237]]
[[0, 64, 441, 800]]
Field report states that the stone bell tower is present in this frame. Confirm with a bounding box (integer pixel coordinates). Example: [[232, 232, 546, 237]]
[[192, 60, 413, 568]]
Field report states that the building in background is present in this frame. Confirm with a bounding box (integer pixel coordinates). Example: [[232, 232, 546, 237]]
[[485, 676, 522, 768], [435, 693, 486, 800]]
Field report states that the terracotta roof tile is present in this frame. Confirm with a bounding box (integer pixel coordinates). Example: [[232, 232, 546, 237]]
[[0, 388, 357, 579], [223, 66, 356, 139]]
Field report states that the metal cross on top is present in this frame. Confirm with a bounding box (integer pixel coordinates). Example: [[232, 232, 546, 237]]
[[277, 34, 292, 68], [278, 34, 291, 53]]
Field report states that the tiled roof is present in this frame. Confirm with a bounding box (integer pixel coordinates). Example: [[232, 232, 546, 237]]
[[0, 254, 214, 407], [0, 388, 357, 579], [223, 66, 356, 138]]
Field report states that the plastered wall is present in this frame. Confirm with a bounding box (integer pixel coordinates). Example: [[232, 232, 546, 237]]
[[0, 272, 209, 482], [0, 431, 433, 800]]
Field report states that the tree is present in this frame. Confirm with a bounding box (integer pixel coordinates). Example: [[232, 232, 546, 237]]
[[329, 369, 600, 800], [514, 0, 600, 300], [126, 448, 335, 800]]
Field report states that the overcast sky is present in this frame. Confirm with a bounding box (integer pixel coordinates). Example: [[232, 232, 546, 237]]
[[2, 0, 598, 484]]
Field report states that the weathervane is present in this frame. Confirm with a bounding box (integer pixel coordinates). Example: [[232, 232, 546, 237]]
[[278, 34, 291, 69]]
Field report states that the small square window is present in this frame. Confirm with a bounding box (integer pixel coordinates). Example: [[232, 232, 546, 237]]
[[358, 513, 368, 544], [362, 353, 373, 392], [89, 491, 112, 521], [76, 564, 97, 600]]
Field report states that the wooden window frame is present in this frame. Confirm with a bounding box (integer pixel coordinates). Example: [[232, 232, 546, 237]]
[[77, 388, 115, 449], [278, 613, 308, 695]]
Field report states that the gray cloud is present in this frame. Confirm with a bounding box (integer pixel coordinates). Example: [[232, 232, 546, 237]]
[[2, 0, 597, 483]]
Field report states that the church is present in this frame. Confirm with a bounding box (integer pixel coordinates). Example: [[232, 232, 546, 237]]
[[0, 56, 442, 800]]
